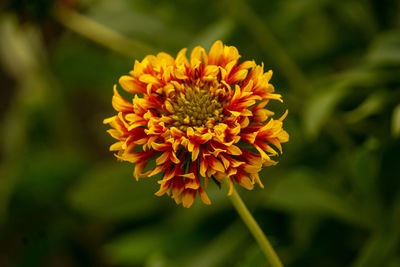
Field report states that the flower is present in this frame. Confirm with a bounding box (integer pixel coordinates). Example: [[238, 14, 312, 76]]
[[104, 40, 289, 208]]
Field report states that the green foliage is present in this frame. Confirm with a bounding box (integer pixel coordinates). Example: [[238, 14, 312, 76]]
[[264, 168, 372, 228], [67, 162, 164, 221], [1, 0, 400, 266]]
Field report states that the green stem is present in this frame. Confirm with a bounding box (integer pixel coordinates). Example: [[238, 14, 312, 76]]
[[52, 5, 154, 58], [223, 178, 283, 267]]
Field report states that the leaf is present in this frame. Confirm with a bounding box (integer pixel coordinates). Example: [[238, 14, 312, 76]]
[[16, 149, 87, 205], [367, 31, 400, 66], [344, 91, 387, 123], [391, 104, 400, 138], [103, 225, 197, 266], [67, 162, 164, 221], [189, 18, 234, 50], [0, 167, 18, 225], [144, 253, 172, 267], [263, 168, 372, 228], [87, 0, 192, 49], [303, 84, 347, 139], [183, 222, 248, 267], [234, 245, 267, 267], [103, 228, 171, 265], [0, 15, 69, 224], [388, 257, 400, 267], [349, 143, 379, 201], [289, 214, 321, 251], [351, 195, 400, 267], [51, 38, 130, 95], [105, 208, 247, 267], [303, 69, 381, 139]]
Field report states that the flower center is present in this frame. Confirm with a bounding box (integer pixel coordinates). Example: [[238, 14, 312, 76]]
[[166, 85, 224, 130]]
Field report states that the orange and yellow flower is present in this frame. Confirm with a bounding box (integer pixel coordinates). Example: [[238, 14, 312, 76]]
[[104, 40, 289, 208]]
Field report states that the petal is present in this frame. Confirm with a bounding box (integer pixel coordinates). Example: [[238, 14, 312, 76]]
[[208, 40, 224, 65], [234, 171, 254, 190], [200, 154, 208, 177], [139, 74, 162, 86], [191, 144, 200, 161], [190, 46, 207, 68], [226, 177, 234, 196], [208, 156, 225, 172], [182, 189, 196, 208], [176, 48, 189, 66], [156, 151, 170, 165], [155, 181, 171, 196], [226, 145, 242, 155], [119, 75, 145, 94], [199, 187, 211, 205], [112, 85, 133, 113], [229, 69, 248, 84]]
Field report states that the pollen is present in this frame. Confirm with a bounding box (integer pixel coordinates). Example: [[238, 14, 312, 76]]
[[167, 85, 225, 130]]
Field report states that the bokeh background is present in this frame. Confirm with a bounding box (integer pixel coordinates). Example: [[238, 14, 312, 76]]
[[1, 0, 400, 266]]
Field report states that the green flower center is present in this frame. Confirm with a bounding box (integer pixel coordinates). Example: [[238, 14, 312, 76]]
[[166, 85, 225, 130]]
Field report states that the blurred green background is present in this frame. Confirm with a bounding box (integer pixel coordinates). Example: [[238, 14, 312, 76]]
[[1, 0, 400, 266]]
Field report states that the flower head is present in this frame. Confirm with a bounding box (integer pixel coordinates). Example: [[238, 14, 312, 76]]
[[104, 40, 289, 208]]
